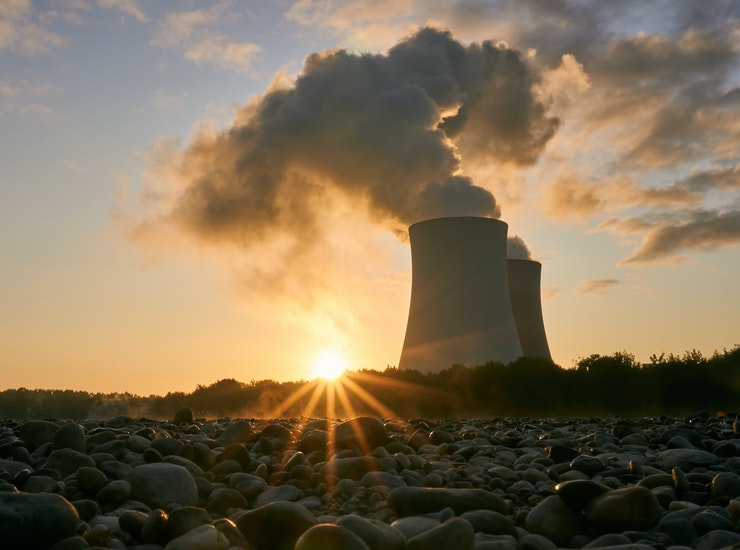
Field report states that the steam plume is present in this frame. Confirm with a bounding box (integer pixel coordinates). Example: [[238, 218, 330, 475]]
[[132, 27, 557, 292]]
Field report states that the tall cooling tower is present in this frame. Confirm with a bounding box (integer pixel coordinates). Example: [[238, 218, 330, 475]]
[[399, 217, 523, 373], [507, 259, 552, 360]]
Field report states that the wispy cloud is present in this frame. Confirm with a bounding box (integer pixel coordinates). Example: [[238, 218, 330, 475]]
[[96, 0, 148, 23], [286, 0, 418, 50], [152, 2, 260, 74], [543, 171, 702, 222], [139, 88, 184, 111], [0, 0, 64, 54], [19, 103, 57, 121], [577, 278, 622, 296]]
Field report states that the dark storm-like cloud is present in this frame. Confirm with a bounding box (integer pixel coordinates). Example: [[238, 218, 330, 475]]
[[138, 27, 557, 253], [599, 209, 740, 264], [429, 0, 740, 267]]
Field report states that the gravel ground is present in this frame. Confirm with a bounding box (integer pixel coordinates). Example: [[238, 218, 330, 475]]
[[1, 411, 739, 549]]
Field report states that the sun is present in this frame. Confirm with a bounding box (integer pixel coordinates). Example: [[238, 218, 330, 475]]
[[311, 350, 348, 381]]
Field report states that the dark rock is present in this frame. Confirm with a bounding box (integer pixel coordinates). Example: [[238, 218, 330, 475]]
[[235, 501, 317, 550], [295, 523, 370, 550], [320, 456, 380, 480], [96, 479, 131, 508], [216, 420, 252, 446], [0, 492, 79, 550], [212, 518, 249, 548], [52, 423, 87, 453], [173, 407, 194, 425], [20, 421, 59, 452], [166, 505, 211, 539], [525, 494, 585, 546], [335, 417, 387, 454], [555, 479, 610, 509], [586, 486, 662, 532], [569, 454, 605, 476], [44, 449, 96, 478], [387, 487, 508, 516], [48, 536, 89, 550], [546, 444, 579, 463], [140, 508, 169, 545], [460, 509, 517, 537], [119, 509, 148, 539], [336, 514, 406, 550], [207, 486, 247, 514], [693, 529, 740, 550], [76, 466, 108, 495], [127, 463, 198, 509], [149, 438, 184, 457]]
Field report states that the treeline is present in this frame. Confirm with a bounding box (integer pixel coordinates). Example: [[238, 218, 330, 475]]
[[0, 347, 738, 420]]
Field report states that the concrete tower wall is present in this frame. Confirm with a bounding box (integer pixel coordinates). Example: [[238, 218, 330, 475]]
[[507, 259, 552, 360], [399, 217, 523, 373]]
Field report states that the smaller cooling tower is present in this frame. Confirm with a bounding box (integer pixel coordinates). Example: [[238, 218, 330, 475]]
[[507, 259, 552, 360], [399, 217, 523, 373]]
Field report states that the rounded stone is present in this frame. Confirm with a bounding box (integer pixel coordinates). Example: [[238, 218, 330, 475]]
[[569, 455, 605, 476], [334, 417, 387, 453], [44, 448, 96, 478], [711, 471, 740, 499], [212, 518, 250, 548], [150, 437, 185, 457], [390, 516, 440, 539], [586, 486, 662, 531], [235, 500, 317, 550], [164, 524, 230, 550], [19, 420, 60, 452], [555, 479, 610, 510], [141, 508, 169, 545], [406, 517, 475, 550], [518, 533, 558, 550], [208, 487, 247, 514], [460, 509, 517, 537], [118, 509, 148, 539], [127, 463, 198, 508], [336, 514, 406, 550], [387, 487, 508, 516], [52, 423, 87, 453], [253, 484, 303, 507], [525, 494, 584, 545], [0, 492, 80, 549], [173, 406, 194, 425], [295, 523, 370, 550], [216, 420, 252, 446], [167, 505, 212, 539], [96, 479, 131, 507]]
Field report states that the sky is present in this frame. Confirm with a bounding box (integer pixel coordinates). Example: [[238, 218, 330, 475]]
[[1, 0, 739, 395]]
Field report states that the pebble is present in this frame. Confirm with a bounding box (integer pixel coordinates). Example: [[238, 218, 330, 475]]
[[0, 413, 738, 549]]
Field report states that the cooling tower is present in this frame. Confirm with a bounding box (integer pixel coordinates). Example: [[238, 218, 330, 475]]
[[507, 259, 552, 360], [399, 217, 523, 373]]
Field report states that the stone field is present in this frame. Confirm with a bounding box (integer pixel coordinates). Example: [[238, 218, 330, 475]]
[[1, 411, 740, 549]]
